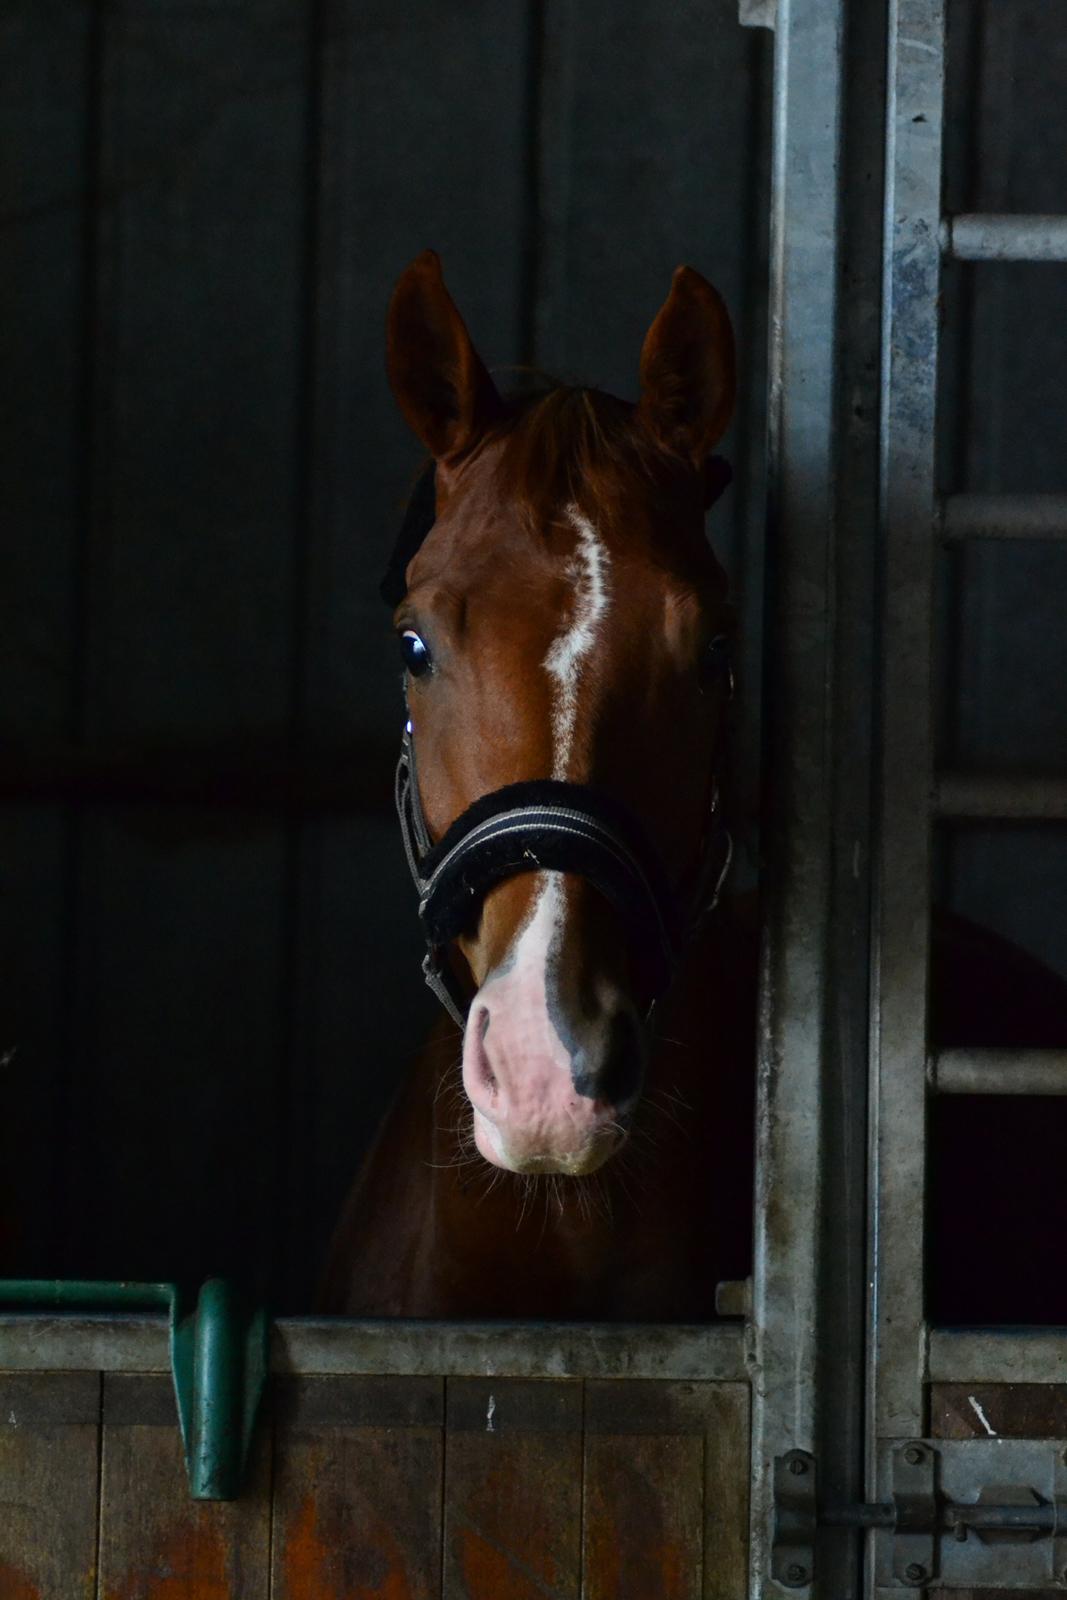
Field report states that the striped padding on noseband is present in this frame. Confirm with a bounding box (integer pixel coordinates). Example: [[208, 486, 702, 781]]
[[395, 727, 731, 1029]]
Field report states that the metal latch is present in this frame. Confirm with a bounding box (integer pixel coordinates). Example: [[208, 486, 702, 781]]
[[773, 1440, 1067, 1588]]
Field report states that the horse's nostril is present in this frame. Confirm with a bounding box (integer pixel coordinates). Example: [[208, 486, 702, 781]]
[[468, 1006, 499, 1098], [571, 1008, 645, 1108]]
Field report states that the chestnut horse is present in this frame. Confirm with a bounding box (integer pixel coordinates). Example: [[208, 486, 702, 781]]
[[322, 251, 754, 1320], [321, 252, 1067, 1326]]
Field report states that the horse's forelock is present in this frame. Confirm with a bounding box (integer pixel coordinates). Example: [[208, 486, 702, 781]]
[[493, 385, 667, 530], [381, 381, 696, 606]]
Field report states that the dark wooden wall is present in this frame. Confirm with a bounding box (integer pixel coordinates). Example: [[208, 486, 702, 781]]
[[0, 1, 772, 1308]]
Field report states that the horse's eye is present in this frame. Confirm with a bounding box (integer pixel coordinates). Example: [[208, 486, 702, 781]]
[[702, 634, 732, 679], [400, 630, 432, 677]]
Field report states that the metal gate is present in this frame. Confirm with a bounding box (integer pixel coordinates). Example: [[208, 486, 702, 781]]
[[871, 0, 1067, 1590], [757, 0, 1067, 1594]]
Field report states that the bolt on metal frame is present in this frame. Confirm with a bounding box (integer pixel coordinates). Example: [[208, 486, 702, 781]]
[[872, 0, 1067, 1570]]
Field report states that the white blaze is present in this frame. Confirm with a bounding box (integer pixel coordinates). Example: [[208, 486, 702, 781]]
[[542, 506, 611, 781], [468, 507, 611, 1077]]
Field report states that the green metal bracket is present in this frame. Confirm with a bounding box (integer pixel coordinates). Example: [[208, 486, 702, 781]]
[[0, 1277, 268, 1500]]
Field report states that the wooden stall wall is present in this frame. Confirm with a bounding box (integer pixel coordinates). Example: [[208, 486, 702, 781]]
[[0, 1, 772, 1307], [0, 1361, 751, 1600]]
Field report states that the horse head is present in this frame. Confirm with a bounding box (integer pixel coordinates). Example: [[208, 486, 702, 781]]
[[386, 250, 736, 1178]]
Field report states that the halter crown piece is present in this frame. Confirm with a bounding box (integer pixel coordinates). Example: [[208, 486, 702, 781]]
[[386, 461, 734, 1030]]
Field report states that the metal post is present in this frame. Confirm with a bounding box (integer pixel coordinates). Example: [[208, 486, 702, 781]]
[[870, 0, 946, 1479], [752, 0, 884, 1592]]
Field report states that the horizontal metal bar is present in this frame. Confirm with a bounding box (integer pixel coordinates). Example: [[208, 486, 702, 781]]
[[0, 1314, 170, 1372], [934, 772, 1067, 820], [940, 493, 1067, 543], [943, 212, 1067, 262], [275, 1320, 749, 1379], [823, 1502, 1060, 1533], [932, 1048, 1067, 1096], [0, 1316, 749, 1383], [0, 1279, 175, 1311], [928, 1327, 1067, 1384]]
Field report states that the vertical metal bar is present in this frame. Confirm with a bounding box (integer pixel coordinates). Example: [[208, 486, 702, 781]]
[[821, 0, 888, 1590], [870, 0, 945, 1472], [751, 0, 855, 1591]]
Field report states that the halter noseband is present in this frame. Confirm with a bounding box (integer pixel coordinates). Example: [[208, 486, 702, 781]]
[[395, 721, 732, 1030]]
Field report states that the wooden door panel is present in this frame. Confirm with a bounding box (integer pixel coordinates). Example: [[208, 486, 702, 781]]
[[271, 1375, 444, 1600], [0, 1374, 100, 1600], [97, 1375, 270, 1600], [583, 1381, 749, 1600], [443, 1378, 583, 1600], [0, 1363, 749, 1599]]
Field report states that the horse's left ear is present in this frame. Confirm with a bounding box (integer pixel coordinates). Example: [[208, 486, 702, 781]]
[[636, 266, 736, 469], [386, 250, 503, 462]]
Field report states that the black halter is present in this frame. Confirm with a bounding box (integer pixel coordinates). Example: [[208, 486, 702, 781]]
[[385, 459, 734, 1030], [395, 722, 732, 1029]]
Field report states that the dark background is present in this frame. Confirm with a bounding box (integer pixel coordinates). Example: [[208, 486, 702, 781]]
[[1, 0, 1064, 1312]]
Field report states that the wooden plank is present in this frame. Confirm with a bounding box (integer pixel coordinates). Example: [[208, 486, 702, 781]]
[[57, 0, 309, 1299], [63, 814, 286, 1292], [86, 1, 306, 748], [583, 1381, 749, 1600], [0, 810, 70, 1274], [701, 1385, 751, 1600], [0, 0, 94, 1279], [0, 1373, 100, 1600], [270, 1375, 444, 1600], [442, 1378, 582, 1600], [97, 1374, 270, 1600], [584, 1382, 703, 1600], [0, 0, 92, 742], [931, 1383, 1067, 1440]]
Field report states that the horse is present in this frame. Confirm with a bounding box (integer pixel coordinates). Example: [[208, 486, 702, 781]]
[[321, 249, 755, 1320], [321, 250, 1067, 1325]]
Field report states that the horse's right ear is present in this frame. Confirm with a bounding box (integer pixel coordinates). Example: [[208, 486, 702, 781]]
[[636, 266, 736, 469], [386, 251, 502, 462]]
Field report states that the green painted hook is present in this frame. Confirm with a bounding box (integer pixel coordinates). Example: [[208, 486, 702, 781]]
[[171, 1277, 269, 1499], [0, 1277, 268, 1500]]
